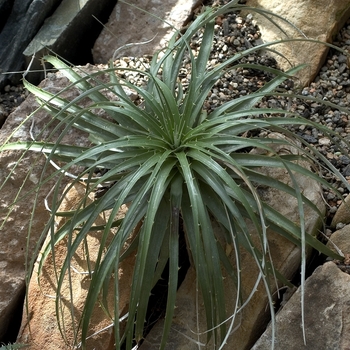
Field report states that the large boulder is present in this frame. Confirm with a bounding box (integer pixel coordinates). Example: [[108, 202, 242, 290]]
[[252, 216, 350, 348], [0, 69, 96, 343], [245, 0, 350, 87], [92, 0, 201, 63], [140, 134, 326, 349], [251, 261, 350, 350], [16, 183, 135, 349]]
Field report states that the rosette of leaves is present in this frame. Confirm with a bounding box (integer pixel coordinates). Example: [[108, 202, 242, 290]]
[[1, 0, 347, 349]]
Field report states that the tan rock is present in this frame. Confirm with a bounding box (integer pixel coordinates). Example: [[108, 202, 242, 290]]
[[252, 261, 350, 349], [331, 193, 350, 228], [245, 0, 350, 87], [92, 0, 201, 63], [327, 224, 350, 257], [141, 134, 325, 349], [0, 91, 85, 342], [17, 182, 134, 349], [0, 66, 113, 342]]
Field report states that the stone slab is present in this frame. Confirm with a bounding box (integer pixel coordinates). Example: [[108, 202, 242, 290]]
[[252, 262, 350, 349], [0, 0, 14, 32]]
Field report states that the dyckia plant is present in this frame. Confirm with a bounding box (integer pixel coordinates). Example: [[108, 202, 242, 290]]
[[1, 0, 347, 349]]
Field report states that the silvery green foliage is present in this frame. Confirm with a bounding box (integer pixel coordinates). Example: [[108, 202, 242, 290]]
[[0, 344, 29, 349], [1, 1, 347, 348]]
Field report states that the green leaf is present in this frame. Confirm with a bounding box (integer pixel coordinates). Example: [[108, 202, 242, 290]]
[[5, 3, 348, 349]]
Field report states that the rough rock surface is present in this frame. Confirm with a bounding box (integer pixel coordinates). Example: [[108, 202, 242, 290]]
[[0, 100, 59, 342], [245, 0, 350, 87], [0, 70, 96, 343], [0, 0, 62, 90], [140, 134, 325, 350], [16, 183, 134, 349], [251, 262, 350, 350], [251, 192, 350, 350], [92, 0, 201, 63]]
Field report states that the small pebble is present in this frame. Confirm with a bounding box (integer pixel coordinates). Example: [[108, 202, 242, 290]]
[[336, 223, 346, 230]]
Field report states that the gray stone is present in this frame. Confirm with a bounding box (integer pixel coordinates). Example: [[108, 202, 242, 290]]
[[0, 0, 62, 90], [252, 262, 350, 350], [245, 0, 350, 87], [23, 0, 117, 85]]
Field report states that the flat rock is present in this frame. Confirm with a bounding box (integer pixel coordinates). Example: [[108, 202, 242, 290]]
[[245, 0, 350, 87], [92, 0, 201, 63], [252, 261, 350, 349]]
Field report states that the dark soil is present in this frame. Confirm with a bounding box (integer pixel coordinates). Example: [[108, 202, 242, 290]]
[[0, 84, 28, 128]]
